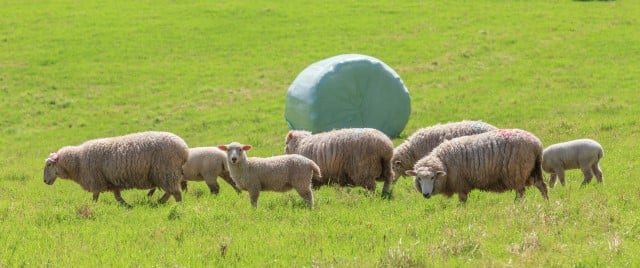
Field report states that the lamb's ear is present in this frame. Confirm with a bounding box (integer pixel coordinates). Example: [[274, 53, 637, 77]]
[[242, 145, 252, 151], [287, 131, 294, 139], [405, 170, 417, 176], [217, 145, 228, 151], [436, 171, 447, 177]]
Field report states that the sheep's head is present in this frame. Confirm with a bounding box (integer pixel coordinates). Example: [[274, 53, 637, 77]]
[[406, 167, 446, 199], [284, 130, 310, 154], [43, 152, 59, 185], [218, 142, 251, 165]]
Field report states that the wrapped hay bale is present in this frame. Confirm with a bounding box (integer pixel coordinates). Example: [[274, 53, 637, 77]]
[[285, 54, 411, 138]]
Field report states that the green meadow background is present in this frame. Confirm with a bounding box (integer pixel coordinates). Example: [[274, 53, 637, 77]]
[[1, 0, 639, 266]]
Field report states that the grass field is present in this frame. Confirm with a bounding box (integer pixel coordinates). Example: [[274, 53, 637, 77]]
[[1, 0, 639, 267]]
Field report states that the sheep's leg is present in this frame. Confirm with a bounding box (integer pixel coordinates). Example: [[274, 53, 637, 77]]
[[221, 175, 242, 193], [113, 190, 131, 207], [147, 188, 156, 196], [556, 169, 566, 186], [249, 189, 260, 208], [592, 163, 604, 183], [361, 178, 376, 193], [158, 192, 171, 204], [172, 191, 182, 202], [180, 181, 188, 192], [580, 166, 594, 186], [515, 188, 526, 200], [549, 173, 558, 188], [457, 192, 468, 202], [206, 182, 221, 195], [534, 180, 549, 200], [381, 180, 392, 198], [92, 192, 100, 202], [295, 187, 315, 208]]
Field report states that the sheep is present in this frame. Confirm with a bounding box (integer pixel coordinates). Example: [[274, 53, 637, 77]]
[[392, 120, 497, 183], [406, 129, 548, 202], [43, 131, 188, 206], [284, 128, 395, 195], [218, 142, 319, 208], [147, 147, 241, 196], [542, 139, 604, 187]]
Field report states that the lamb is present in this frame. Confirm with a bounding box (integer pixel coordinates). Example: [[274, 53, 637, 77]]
[[43, 131, 188, 206], [406, 129, 548, 202], [284, 128, 395, 195], [147, 147, 241, 196], [542, 139, 604, 187], [218, 142, 319, 208], [392, 120, 497, 183]]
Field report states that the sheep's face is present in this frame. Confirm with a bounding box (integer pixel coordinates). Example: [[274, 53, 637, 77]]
[[284, 131, 310, 154], [391, 158, 407, 182], [406, 167, 446, 199], [219, 142, 251, 165], [43, 153, 59, 185]]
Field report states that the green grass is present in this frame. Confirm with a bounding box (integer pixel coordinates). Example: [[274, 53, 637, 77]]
[[1, 0, 639, 266]]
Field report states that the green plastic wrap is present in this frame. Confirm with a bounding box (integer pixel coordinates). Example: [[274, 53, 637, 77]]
[[285, 54, 411, 138]]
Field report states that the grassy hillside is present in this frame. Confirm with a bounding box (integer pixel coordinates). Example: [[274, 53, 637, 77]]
[[1, 0, 639, 266]]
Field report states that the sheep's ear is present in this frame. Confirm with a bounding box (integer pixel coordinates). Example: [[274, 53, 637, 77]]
[[394, 160, 402, 165], [287, 131, 294, 139], [242, 145, 252, 151], [436, 171, 447, 177], [217, 145, 228, 151], [405, 170, 417, 176]]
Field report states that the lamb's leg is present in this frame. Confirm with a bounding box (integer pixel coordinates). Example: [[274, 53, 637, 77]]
[[381, 179, 392, 198], [206, 181, 220, 195], [221, 175, 242, 193], [549, 173, 558, 188], [158, 192, 171, 204], [113, 190, 131, 207], [361, 178, 376, 193], [580, 166, 594, 186], [249, 190, 260, 208], [515, 188, 526, 200], [592, 163, 604, 183], [172, 191, 182, 202], [295, 186, 315, 208], [92, 192, 100, 202], [180, 181, 188, 192], [557, 169, 566, 186]]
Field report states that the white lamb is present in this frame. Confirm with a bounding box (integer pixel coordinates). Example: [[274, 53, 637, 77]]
[[542, 139, 604, 187], [218, 142, 320, 208]]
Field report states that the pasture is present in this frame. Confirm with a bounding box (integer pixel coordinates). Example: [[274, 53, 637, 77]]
[[1, 0, 639, 266]]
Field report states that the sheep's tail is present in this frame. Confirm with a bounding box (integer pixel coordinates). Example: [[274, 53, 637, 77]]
[[598, 148, 604, 160], [531, 153, 549, 200], [311, 162, 322, 179]]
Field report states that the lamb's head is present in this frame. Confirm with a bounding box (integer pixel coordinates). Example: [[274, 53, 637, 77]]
[[43, 152, 60, 185], [406, 167, 446, 199], [284, 130, 311, 154], [218, 142, 251, 165]]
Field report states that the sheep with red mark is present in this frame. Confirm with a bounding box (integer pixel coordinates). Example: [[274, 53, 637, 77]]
[[406, 129, 548, 202]]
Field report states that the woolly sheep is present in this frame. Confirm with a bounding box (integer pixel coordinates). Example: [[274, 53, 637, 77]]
[[218, 142, 319, 208], [284, 128, 395, 195], [406, 129, 548, 202], [43, 131, 188, 206], [147, 147, 241, 196], [392, 120, 497, 183], [542, 139, 604, 187]]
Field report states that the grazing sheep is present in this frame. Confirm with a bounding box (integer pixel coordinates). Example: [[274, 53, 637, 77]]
[[43, 131, 188, 206], [406, 129, 548, 202], [284, 128, 395, 195], [147, 147, 241, 196], [218, 142, 319, 208], [542, 139, 604, 187], [392, 120, 497, 182]]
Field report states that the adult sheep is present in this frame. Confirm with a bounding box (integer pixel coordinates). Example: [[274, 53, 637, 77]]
[[284, 128, 394, 195], [542, 139, 604, 187], [147, 147, 241, 196], [43, 131, 188, 206], [218, 142, 319, 208], [406, 129, 548, 202], [392, 120, 497, 182]]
